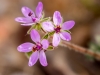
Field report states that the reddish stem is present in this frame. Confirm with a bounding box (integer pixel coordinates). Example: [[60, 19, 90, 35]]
[[61, 41, 100, 60]]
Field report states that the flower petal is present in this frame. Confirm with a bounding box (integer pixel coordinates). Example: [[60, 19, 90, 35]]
[[53, 11, 62, 25], [52, 33, 60, 47], [60, 32, 71, 41], [41, 39, 49, 49], [35, 2, 43, 18], [30, 29, 40, 43], [21, 23, 35, 26], [21, 7, 35, 17], [28, 51, 39, 66], [62, 20, 75, 30], [17, 42, 34, 52], [42, 22, 54, 32], [39, 50, 48, 66], [15, 17, 32, 23]]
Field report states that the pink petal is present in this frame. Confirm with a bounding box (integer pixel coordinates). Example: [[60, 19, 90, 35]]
[[35, 2, 43, 18], [21, 7, 35, 18], [15, 17, 32, 23], [17, 42, 34, 52], [52, 33, 60, 47], [53, 11, 62, 26], [39, 50, 48, 66], [62, 20, 75, 30], [21, 23, 35, 26], [41, 39, 49, 49], [30, 29, 40, 43], [42, 22, 54, 32], [60, 32, 71, 41], [28, 51, 39, 66]]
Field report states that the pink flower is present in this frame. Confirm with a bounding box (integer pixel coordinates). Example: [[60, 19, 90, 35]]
[[42, 11, 75, 47], [17, 29, 49, 66], [15, 2, 43, 26]]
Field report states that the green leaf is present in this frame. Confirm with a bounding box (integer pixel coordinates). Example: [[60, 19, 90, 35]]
[[85, 54, 94, 61], [48, 31, 55, 36], [27, 25, 37, 34], [36, 24, 41, 30], [89, 42, 100, 52], [25, 51, 33, 58], [41, 11, 45, 19], [47, 46, 54, 50], [64, 30, 71, 34], [40, 17, 52, 23], [43, 34, 49, 39]]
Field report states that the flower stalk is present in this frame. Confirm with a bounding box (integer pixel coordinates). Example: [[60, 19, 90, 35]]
[[61, 41, 100, 60]]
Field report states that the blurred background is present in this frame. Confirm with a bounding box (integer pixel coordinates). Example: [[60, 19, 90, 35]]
[[0, 0, 100, 75]]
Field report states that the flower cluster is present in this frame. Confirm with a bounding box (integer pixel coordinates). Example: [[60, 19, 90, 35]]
[[15, 2, 75, 67]]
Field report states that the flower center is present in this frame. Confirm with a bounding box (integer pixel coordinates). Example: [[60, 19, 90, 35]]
[[54, 26, 61, 33], [28, 12, 33, 16], [32, 18, 36, 22], [33, 42, 42, 51]]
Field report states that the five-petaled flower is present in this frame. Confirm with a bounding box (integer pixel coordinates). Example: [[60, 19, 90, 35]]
[[42, 11, 75, 47], [17, 29, 49, 66], [15, 2, 43, 26]]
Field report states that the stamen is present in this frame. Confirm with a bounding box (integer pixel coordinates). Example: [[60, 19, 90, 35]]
[[54, 26, 61, 33], [28, 12, 33, 16], [32, 18, 36, 22], [33, 43, 43, 51]]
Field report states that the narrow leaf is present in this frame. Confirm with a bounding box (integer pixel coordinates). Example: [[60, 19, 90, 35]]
[[43, 34, 49, 39], [27, 25, 37, 34], [47, 46, 54, 50], [64, 30, 71, 34], [48, 31, 55, 36], [36, 24, 41, 30], [40, 17, 52, 23], [25, 51, 33, 58]]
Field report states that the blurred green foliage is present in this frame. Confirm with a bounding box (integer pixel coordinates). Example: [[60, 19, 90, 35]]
[[81, 0, 100, 16]]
